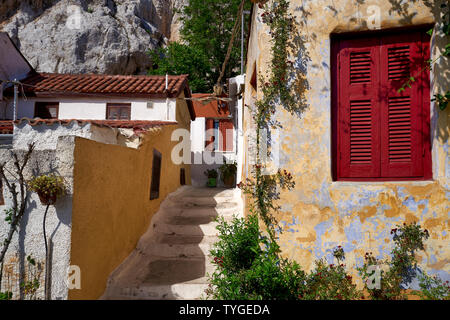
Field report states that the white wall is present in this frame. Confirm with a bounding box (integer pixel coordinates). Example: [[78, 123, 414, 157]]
[[0, 136, 75, 300], [190, 117, 205, 152], [229, 75, 245, 184], [4, 97, 178, 121], [13, 121, 120, 150]]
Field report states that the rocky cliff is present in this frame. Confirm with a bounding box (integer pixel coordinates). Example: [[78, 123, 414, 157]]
[[0, 0, 187, 75]]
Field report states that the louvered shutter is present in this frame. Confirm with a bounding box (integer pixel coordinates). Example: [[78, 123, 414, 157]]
[[335, 30, 431, 181], [338, 38, 381, 178], [379, 33, 426, 178], [219, 119, 234, 152]]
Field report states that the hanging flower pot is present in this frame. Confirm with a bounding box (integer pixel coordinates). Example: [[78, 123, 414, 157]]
[[27, 174, 67, 206], [37, 191, 57, 206]]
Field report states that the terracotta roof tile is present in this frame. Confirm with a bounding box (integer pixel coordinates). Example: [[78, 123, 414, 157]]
[[15, 73, 190, 99], [4, 72, 196, 120], [0, 121, 13, 134], [191, 93, 231, 119], [12, 119, 177, 132]]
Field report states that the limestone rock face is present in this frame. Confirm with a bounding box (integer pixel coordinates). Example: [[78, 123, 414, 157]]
[[0, 0, 186, 75]]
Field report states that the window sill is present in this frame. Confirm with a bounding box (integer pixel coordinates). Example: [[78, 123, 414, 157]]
[[331, 180, 435, 187]]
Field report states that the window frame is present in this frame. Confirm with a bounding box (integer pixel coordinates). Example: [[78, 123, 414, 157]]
[[106, 103, 131, 120], [331, 27, 432, 182], [150, 149, 162, 200], [34, 102, 59, 119]]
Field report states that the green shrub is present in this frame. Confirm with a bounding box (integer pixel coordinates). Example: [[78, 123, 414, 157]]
[[207, 214, 307, 300], [416, 272, 450, 300], [208, 217, 447, 300], [358, 222, 432, 300], [0, 291, 12, 300]]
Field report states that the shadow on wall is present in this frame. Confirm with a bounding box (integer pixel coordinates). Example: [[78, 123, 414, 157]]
[[385, 0, 450, 144]]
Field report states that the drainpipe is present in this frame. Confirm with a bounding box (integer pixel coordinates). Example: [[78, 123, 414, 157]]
[[13, 79, 18, 121]]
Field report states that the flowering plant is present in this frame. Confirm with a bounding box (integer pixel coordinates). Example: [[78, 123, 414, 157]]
[[27, 174, 66, 205]]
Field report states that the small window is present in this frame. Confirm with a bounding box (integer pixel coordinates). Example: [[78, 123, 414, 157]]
[[106, 103, 131, 120], [35, 102, 59, 119], [150, 149, 162, 200], [180, 168, 186, 185]]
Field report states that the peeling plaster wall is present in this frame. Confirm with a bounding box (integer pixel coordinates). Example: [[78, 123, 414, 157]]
[[12, 121, 129, 150], [0, 136, 75, 300], [243, 0, 449, 284]]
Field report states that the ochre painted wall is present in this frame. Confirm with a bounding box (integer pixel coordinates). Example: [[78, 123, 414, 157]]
[[69, 100, 192, 299], [243, 0, 449, 284]]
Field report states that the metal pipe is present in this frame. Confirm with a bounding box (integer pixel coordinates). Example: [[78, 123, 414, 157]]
[[13, 79, 18, 121]]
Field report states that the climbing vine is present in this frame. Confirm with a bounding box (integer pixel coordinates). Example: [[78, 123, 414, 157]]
[[239, 0, 302, 244], [399, 2, 450, 110]]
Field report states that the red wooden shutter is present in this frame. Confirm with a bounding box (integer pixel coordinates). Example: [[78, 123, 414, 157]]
[[205, 118, 214, 150], [338, 37, 381, 178], [379, 33, 426, 178], [219, 119, 234, 152], [335, 30, 431, 181]]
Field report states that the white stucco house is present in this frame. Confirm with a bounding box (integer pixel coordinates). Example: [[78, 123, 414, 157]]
[[190, 75, 245, 187]]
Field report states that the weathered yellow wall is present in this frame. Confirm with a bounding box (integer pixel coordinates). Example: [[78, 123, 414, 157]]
[[69, 102, 192, 299], [243, 0, 449, 284]]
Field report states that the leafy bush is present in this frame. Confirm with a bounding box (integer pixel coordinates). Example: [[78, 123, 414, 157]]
[[207, 215, 361, 300], [0, 291, 12, 300], [416, 272, 450, 300], [357, 222, 439, 300], [204, 169, 218, 179], [218, 161, 237, 182], [303, 259, 361, 300], [207, 214, 307, 300], [208, 217, 447, 300]]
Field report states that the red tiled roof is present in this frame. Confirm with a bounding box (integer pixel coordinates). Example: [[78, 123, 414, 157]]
[[4, 72, 196, 120], [191, 93, 231, 119], [0, 121, 13, 134], [15, 73, 190, 98], [11, 119, 177, 132]]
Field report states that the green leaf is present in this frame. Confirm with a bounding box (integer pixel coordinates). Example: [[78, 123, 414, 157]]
[[443, 43, 450, 56], [444, 24, 450, 36], [426, 28, 434, 36]]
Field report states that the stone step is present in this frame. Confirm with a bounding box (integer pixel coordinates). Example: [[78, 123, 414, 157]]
[[163, 199, 240, 209], [102, 186, 242, 300], [154, 222, 219, 237], [105, 283, 210, 300], [163, 203, 239, 217], [153, 232, 218, 245], [140, 243, 213, 259], [161, 212, 235, 225]]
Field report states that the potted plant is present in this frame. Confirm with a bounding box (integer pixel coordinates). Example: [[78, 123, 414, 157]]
[[219, 161, 237, 188], [27, 174, 66, 205], [27, 174, 66, 300], [204, 169, 218, 188]]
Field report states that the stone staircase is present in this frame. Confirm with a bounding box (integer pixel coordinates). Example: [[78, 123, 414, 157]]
[[101, 186, 242, 300]]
